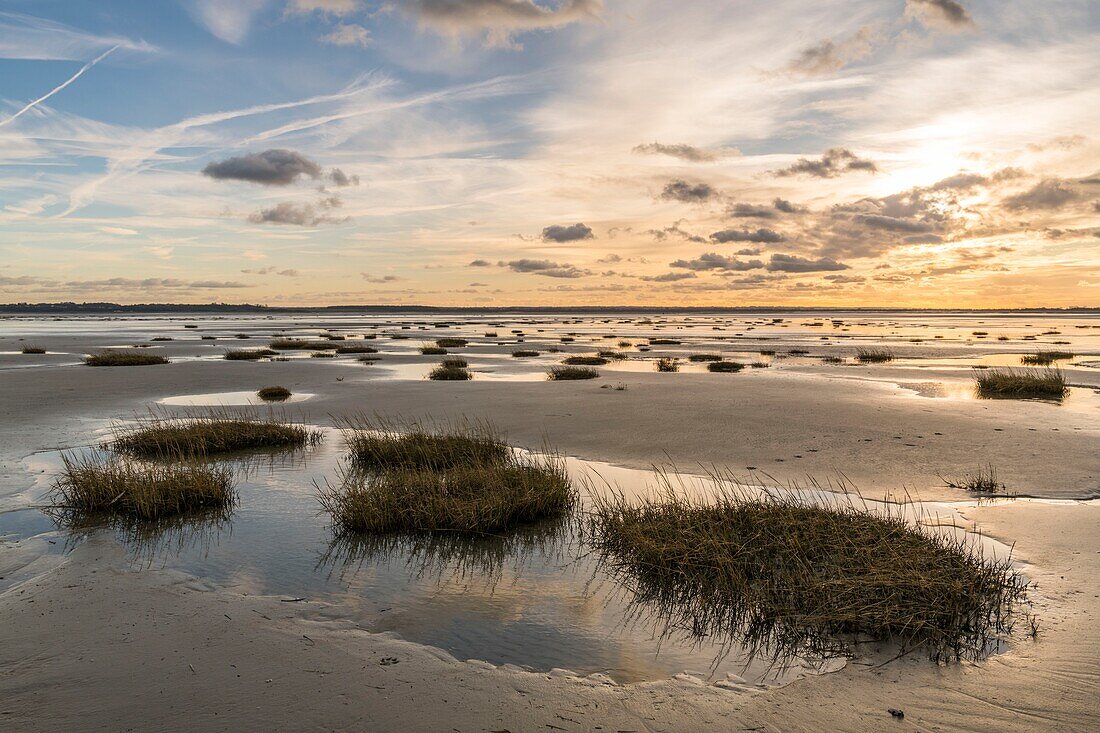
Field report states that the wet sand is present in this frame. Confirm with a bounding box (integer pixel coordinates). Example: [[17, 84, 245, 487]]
[[1, 312, 1098, 731]]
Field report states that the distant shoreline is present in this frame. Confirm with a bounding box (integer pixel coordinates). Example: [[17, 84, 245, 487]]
[[1, 302, 1098, 315]]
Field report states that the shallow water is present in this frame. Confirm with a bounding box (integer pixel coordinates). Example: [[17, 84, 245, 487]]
[[8, 426, 1034, 686]]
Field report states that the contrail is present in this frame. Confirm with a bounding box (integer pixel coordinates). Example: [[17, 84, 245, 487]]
[[0, 44, 118, 129]]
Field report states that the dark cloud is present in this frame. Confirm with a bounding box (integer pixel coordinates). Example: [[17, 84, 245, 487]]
[[468, 259, 492, 267], [728, 203, 776, 219], [659, 179, 719, 203], [773, 148, 878, 178], [1002, 179, 1081, 210], [773, 198, 801, 213], [906, 0, 974, 30], [362, 274, 401, 283], [541, 222, 594, 242], [670, 253, 764, 272], [504, 259, 589, 278], [766, 254, 849, 272], [328, 168, 360, 187], [787, 26, 878, 76], [646, 222, 706, 242], [203, 149, 322, 186], [853, 214, 936, 233], [640, 271, 697, 282], [247, 200, 348, 226], [633, 142, 739, 162], [710, 227, 785, 244], [64, 277, 247, 290]]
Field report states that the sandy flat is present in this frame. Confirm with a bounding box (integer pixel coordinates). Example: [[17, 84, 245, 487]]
[[1, 320, 1098, 731]]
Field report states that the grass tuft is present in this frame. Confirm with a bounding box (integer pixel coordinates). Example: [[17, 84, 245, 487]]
[[420, 345, 448, 355], [112, 412, 320, 458], [1021, 350, 1073, 366], [21, 345, 46, 354], [257, 386, 292, 401], [856, 348, 895, 363], [428, 364, 472, 380], [335, 345, 378, 354], [340, 418, 510, 470], [85, 351, 168, 367], [322, 423, 573, 535], [562, 355, 608, 366], [224, 348, 278, 360], [655, 357, 679, 372], [547, 366, 600, 380], [512, 350, 540, 358], [589, 477, 1029, 662], [688, 354, 722, 362], [974, 367, 1066, 399], [707, 361, 744, 373], [436, 338, 469, 348], [942, 464, 1005, 494], [52, 453, 234, 521], [269, 339, 335, 351]]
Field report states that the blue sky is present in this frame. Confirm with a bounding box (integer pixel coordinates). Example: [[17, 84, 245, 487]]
[[1, 1, 1098, 306]]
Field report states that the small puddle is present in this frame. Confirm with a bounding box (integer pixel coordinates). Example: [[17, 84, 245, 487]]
[[158, 391, 315, 407]]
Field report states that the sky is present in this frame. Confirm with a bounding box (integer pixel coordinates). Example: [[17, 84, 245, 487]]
[[1, 0, 1098, 308]]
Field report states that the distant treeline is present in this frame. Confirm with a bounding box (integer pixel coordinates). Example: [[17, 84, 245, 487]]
[[0, 301, 1097, 315]]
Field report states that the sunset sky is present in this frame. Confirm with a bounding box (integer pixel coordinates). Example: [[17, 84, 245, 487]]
[[2, 0, 1098, 307]]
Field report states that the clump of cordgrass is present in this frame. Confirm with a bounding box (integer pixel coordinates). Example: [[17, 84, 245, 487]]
[[335, 345, 377, 354], [112, 412, 321, 458], [436, 337, 468, 348], [51, 452, 234, 521], [975, 367, 1066, 399], [1021, 350, 1073, 366], [428, 364, 472, 380], [421, 345, 448, 355], [85, 351, 169, 367], [310, 351, 336, 358], [224, 348, 278, 360], [441, 357, 468, 368], [856, 348, 895, 363], [649, 338, 680, 345], [760, 349, 776, 356], [21, 345, 46, 354], [257, 386, 292, 401], [707, 361, 744, 373], [750, 361, 770, 369], [548, 366, 600, 380], [655, 357, 679, 372], [340, 417, 510, 470], [512, 350, 540, 358], [942, 464, 1006, 494], [319, 441, 573, 535], [563, 355, 608, 366], [269, 339, 335, 351], [821, 355, 845, 364], [320, 461, 573, 535], [688, 354, 722, 362], [589, 476, 1029, 663], [358, 355, 381, 364], [597, 351, 628, 360]]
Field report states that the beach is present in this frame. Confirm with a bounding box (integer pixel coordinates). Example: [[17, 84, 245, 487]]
[[1, 310, 1098, 731]]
